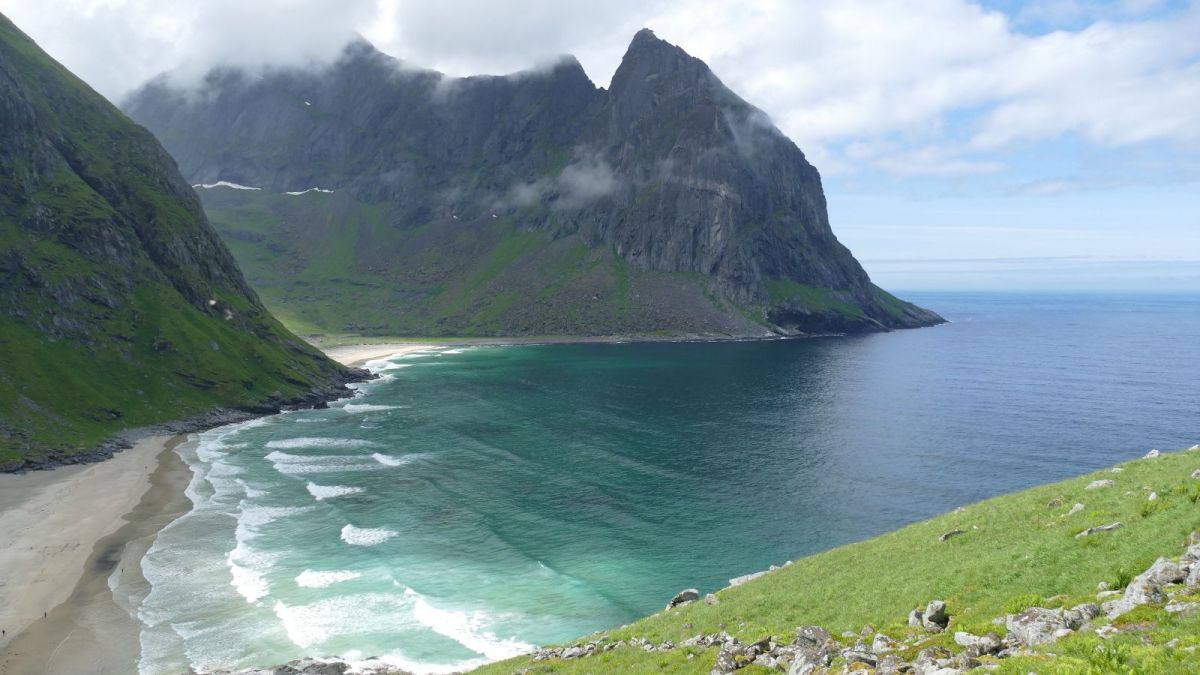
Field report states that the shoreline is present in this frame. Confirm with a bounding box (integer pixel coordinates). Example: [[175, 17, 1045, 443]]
[[0, 435, 190, 673]]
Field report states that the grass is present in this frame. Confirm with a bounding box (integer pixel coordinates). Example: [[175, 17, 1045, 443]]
[[476, 447, 1200, 673], [0, 14, 346, 462], [763, 280, 865, 318]]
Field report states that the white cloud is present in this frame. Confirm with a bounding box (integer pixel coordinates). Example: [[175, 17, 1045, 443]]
[[2, 0, 1197, 181]]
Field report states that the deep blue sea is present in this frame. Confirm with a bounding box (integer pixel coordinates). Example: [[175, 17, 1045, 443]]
[[132, 292, 1200, 673]]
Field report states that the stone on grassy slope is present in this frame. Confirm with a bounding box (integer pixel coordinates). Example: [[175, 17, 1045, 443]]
[[1086, 479, 1115, 490], [667, 588, 700, 609], [1076, 522, 1122, 538]]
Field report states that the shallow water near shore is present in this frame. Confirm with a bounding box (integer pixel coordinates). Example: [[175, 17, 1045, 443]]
[[132, 292, 1200, 673]]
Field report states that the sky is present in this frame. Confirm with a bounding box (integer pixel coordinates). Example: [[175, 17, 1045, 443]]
[[1, 0, 1197, 290]]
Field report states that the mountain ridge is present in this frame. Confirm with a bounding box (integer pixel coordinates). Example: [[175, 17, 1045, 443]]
[[0, 12, 364, 466], [125, 29, 943, 338]]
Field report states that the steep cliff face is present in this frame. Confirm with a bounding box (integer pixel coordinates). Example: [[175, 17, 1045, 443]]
[[125, 30, 942, 337], [0, 13, 358, 465]]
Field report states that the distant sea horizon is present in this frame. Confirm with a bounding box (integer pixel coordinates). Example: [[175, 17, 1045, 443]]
[[130, 291, 1199, 674]]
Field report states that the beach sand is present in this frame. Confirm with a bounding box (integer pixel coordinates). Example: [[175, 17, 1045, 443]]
[[0, 435, 190, 674], [323, 342, 448, 367], [0, 342, 477, 673]]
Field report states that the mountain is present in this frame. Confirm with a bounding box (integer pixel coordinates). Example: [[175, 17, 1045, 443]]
[[124, 29, 943, 338], [0, 13, 363, 468]]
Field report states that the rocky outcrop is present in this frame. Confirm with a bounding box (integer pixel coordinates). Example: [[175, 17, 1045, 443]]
[[124, 30, 943, 338]]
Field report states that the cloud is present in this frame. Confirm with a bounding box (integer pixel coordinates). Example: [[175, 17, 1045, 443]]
[[495, 151, 621, 212], [3, 0, 1197, 184]]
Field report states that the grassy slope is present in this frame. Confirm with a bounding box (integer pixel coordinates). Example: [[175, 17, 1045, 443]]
[[0, 15, 347, 463], [477, 447, 1200, 673]]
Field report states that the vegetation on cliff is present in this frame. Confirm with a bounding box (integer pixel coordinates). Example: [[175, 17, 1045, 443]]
[[0, 13, 357, 466]]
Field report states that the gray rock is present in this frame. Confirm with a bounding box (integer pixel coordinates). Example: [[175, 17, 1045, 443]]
[[1076, 522, 1122, 538], [908, 607, 924, 627], [1188, 564, 1200, 588], [1165, 601, 1199, 617], [704, 593, 719, 605], [939, 529, 965, 542], [1144, 449, 1161, 459], [561, 646, 584, 659], [728, 571, 767, 587], [667, 588, 700, 609], [871, 632, 895, 653], [1066, 503, 1084, 516], [1192, 469, 1200, 480], [842, 648, 877, 667], [1106, 564, 1168, 619], [1006, 607, 1075, 646], [1142, 557, 1186, 585], [922, 600, 950, 632], [1086, 479, 1115, 490]]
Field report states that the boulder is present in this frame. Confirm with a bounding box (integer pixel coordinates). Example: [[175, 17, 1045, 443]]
[[1165, 601, 1199, 617], [1144, 449, 1161, 459], [1191, 469, 1200, 480], [907, 607, 924, 627], [841, 648, 877, 667], [1005, 607, 1085, 646], [704, 593, 720, 605], [667, 588, 700, 609], [1085, 479, 1115, 490], [1105, 566, 1167, 619], [1066, 503, 1084, 516], [1188, 564, 1200, 588], [870, 632, 895, 653], [788, 626, 835, 673], [1141, 557, 1186, 585], [922, 600, 950, 632]]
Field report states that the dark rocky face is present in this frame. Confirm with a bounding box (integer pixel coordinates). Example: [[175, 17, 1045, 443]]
[[125, 29, 943, 337]]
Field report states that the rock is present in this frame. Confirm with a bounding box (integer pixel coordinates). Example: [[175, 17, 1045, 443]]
[[1075, 522, 1122, 538], [1142, 557, 1186, 585], [1006, 607, 1081, 646], [871, 632, 895, 653], [939, 529, 965, 542], [908, 607, 924, 627], [1063, 602, 1101, 629], [1165, 601, 1199, 617], [1148, 491, 1158, 501], [1096, 625, 1120, 639], [561, 646, 584, 659], [704, 593, 719, 605], [1188, 564, 1200, 588], [841, 648, 877, 667], [875, 655, 909, 675], [1098, 580, 1111, 591], [1144, 449, 1161, 459], [1191, 444, 1200, 451], [1111, 467, 1124, 473], [728, 571, 767, 587], [1106, 563, 1168, 618], [1086, 479, 1115, 490], [922, 600, 950, 632], [1191, 469, 1200, 480], [1097, 590, 1121, 599], [1066, 503, 1084, 516], [788, 626, 835, 674], [913, 646, 952, 670], [667, 588, 700, 609], [1047, 495, 1065, 507]]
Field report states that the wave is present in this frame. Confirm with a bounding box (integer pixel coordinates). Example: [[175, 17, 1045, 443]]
[[273, 593, 419, 649], [264, 437, 380, 449], [342, 403, 402, 413], [265, 451, 383, 475], [340, 524, 398, 546], [405, 587, 533, 661], [295, 570, 362, 588], [371, 452, 407, 467], [306, 482, 365, 500]]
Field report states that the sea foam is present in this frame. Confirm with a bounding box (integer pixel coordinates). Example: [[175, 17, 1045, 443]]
[[406, 587, 533, 660], [340, 524, 398, 546], [295, 570, 362, 588], [306, 482, 364, 500], [265, 437, 379, 449]]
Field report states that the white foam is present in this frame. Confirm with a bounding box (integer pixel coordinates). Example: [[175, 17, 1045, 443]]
[[228, 559, 270, 603], [295, 570, 362, 588], [265, 437, 379, 449], [371, 452, 408, 467], [406, 588, 533, 661], [273, 593, 419, 649], [285, 187, 334, 195], [265, 451, 382, 475], [340, 524, 398, 546], [306, 482, 364, 500], [342, 403, 401, 413], [192, 180, 261, 190]]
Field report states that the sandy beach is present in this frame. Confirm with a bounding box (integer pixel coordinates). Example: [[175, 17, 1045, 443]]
[[0, 435, 189, 674], [323, 342, 449, 367]]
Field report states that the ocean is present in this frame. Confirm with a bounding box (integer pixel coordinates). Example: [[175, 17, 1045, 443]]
[[130, 292, 1200, 673]]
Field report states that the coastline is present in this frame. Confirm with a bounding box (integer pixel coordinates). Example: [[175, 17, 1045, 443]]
[[0, 346, 393, 673], [0, 435, 189, 673]]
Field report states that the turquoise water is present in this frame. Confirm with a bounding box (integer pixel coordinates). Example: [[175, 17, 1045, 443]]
[[134, 293, 1200, 673]]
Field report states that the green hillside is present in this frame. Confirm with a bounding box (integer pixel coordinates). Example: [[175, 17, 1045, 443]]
[[0, 14, 355, 467], [478, 446, 1200, 673]]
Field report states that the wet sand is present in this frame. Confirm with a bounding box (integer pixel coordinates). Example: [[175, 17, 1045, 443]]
[[0, 436, 190, 674]]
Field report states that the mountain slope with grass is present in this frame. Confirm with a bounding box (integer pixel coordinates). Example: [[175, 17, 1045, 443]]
[[124, 30, 942, 338], [0, 13, 361, 469], [474, 445, 1200, 674]]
